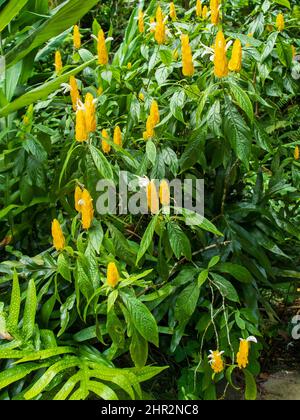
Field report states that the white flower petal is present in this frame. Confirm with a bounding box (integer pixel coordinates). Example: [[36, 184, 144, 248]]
[[247, 336, 258, 344]]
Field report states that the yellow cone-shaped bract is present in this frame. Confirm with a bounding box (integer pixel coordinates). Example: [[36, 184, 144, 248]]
[[150, 100, 160, 126], [295, 146, 300, 160], [276, 13, 285, 32], [237, 339, 250, 369], [52, 219, 65, 251], [214, 31, 228, 78], [181, 34, 195, 77], [107, 262, 120, 288], [138, 9, 145, 33], [98, 29, 108, 65], [113, 126, 122, 147], [196, 0, 202, 17], [76, 109, 88, 142], [228, 39, 242, 72], [73, 24, 81, 50], [55, 51, 62, 73], [159, 180, 171, 206], [210, 0, 220, 25], [147, 181, 160, 214], [102, 129, 111, 154], [209, 351, 224, 374], [81, 189, 94, 230], [70, 76, 80, 111], [170, 2, 177, 21], [155, 6, 166, 45], [75, 186, 83, 212], [202, 5, 208, 18], [84, 93, 96, 133]]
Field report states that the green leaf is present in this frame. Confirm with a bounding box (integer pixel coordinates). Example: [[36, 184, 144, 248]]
[[5, 0, 100, 68], [224, 98, 252, 169], [170, 90, 185, 123], [211, 273, 240, 303], [89, 144, 114, 181], [22, 279, 37, 341], [215, 263, 252, 284], [0, 0, 29, 32], [130, 329, 148, 368], [88, 380, 118, 400], [57, 253, 71, 282], [229, 83, 254, 122], [175, 282, 200, 325], [273, 0, 290, 9], [146, 140, 157, 166], [0, 59, 95, 117], [167, 222, 192, 260], [0, 363, 49, 391], [198, 270, 209, 288], [15, 347, 75, 364], [244, 369, 257, 400], [7, 270, 21, 331], [136, 215, 159, 265], [260, 32, 278, 63], [121, 293, 159, 346], [180, 208, 223, 236]]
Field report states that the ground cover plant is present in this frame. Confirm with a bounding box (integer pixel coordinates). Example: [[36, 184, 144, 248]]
[[0, 0, 299, 401]]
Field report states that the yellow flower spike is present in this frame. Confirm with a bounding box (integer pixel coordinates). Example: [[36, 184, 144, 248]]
[[196, 0, 202, 17], [181, 34, 195, 77], [127, 62, 132, 70], [147, 180, 160, 214], [98, 29, 109, 65], [113, 125, 122, 147], [81, 189, 94, 230], [295, 146, 300, 160], [102, 129, 111, 154], [75, 108, 88, 142], [214, 30, 228, 78], [55, 51, 63, 74], [159, 180, 171, 207], [237, 336, 257, 369], [70, 76, 80, 111], [228, 39, 243, 72], [139, 92, 145, 101], [84, 92, 97, 133], [170, 2, 177, 21], [208, 350, 224, 374], [138, 9, 145, 33], [144, 115, 155, 140], [51, 219, 65, 251], [107, 262, 120, 288], [73, 24, 81, 50], [150, 100, 160, 126], [276, 13, 285, 32], [202, 5, 208, 19], [155, 6, 166, 45], [75, 186, 83, 212], [210, 0, 220, 25]]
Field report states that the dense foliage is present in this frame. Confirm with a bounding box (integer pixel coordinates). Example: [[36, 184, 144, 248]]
[[0, 0, 299, 400]]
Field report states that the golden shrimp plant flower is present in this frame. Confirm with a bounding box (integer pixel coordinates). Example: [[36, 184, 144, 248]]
[[98, 29, 109, 65], [159, 180, 171, 207], [170, 2, 177, 21], [276, 13, 285, 32], [150, 100, 160, 126], [210, 0, 220, 25], [52, 219, 65, 251], [84, 93, 97, 133], [228, 39, 242, 72], [75, 107, 88, 142], [181, 34, 195, 77], [107, 262, 120, 288], [214, 30, 228, 78], [196, 0, 202, 17], [70, 76, 80, 111], [138, 9, 145, 33], [147, 180, 160, 214], [155, 6, 166, 45], [113, 126, 122, 147], [54, 51, 63, 73], [202, 5, 208, 19], [75, 186, 83, 212], [73, 24, 81, 50], [237, 336, 257, 369], [80, 189, 94, 230], [102, 129, 111, 154], [294, 146, 299, 160], [208, 350, 225, 374]]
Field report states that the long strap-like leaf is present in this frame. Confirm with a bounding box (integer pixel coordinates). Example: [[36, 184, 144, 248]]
[[0, 0, 29, 33]]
